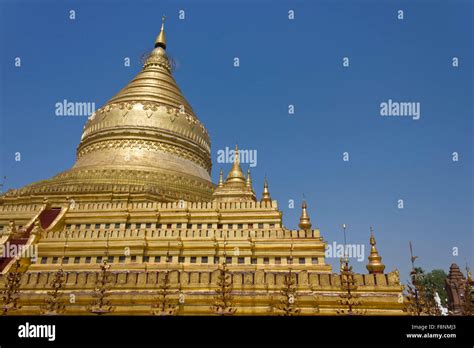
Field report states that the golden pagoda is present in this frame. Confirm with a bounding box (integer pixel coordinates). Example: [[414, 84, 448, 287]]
[[0, 20, 404, 315], [366, 228, 386, 274]]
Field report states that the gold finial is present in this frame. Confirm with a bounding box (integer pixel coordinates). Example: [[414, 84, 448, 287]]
[[366, 227, 385, 274], [246, 169, 253, 190], [218, 169, 224, 188], [234, 144, 239, 163], [298, 200, 312, 230], [369, 230, 376, 246], [155, 15, 167, 49], [226, 145, 245, 185], [261, 177, 272, 203]]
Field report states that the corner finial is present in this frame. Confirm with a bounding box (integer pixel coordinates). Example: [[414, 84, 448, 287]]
[[366, 227, 385, 274], [369, 226, 376, 245], [218, 169, 224, 188], [261, 176, 272, 203], [155, 15, 167, 49], [246, 168, 253, 190], [298, 200, 312, 230], [234, 144, 239, 164], [225, 144, 245, 185]]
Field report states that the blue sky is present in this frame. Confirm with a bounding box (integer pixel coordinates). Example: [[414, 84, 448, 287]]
[[0, 0, 472, 280]]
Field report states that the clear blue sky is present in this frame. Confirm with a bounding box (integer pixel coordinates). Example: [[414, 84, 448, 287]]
[[0, 0, 472, 280]]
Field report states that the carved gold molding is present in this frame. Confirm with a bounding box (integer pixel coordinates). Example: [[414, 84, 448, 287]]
[[76, 138, 211, 172], [3, 168, 214, 201], [84, 101, 210, 144]]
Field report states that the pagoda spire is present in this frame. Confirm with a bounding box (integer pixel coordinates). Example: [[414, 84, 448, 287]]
[[226, 145, 246, 185], [212, 145, 256, 202], [298, 200, 312, 230], [366, 227, 385, 274], [246, 169, 253, 191], [261, 177, 272, 203], [155, 15, 167, 49], [218, 169, 224, 188]]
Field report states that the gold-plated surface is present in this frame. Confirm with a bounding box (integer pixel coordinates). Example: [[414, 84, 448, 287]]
[[155, 16, 167, 49], [0, 24, 405, 316], [3, 20, 213, 202], [225, 146, 246, 185], [246, 169, 254, 191], [261, 178, 271, 203], [212, 145, 256, 202], [298, 201, 312, 230], [366, 228, 386, 274], [218, 169, 224, 188]]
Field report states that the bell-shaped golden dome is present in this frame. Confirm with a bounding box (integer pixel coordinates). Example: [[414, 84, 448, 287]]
[[6, 20, 214, 202]]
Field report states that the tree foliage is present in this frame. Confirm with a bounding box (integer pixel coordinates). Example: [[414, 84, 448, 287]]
[[404, 267, 442, 316], [417, 269, 448, 306]]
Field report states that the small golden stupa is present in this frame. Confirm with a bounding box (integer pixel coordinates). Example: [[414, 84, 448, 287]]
[[366, 228, 386, 274]]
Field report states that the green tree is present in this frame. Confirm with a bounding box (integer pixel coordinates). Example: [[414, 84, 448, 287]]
[[418, 269, 448, 306]]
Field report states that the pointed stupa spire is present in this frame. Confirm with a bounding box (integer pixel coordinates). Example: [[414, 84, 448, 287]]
[[155, 15, 167, 49], [261, 177, 272, 203], [226, 145, 246, 185], [246, 168, 253, 190], [298, 200, 312, 230], [212, 146, 256, 202], [218, 169, 224, 188], [366, 227, 385, 274]]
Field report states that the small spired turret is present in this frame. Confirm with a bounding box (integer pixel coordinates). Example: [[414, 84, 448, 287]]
[[212, 145, 256, 202], [218, 169, 224, 188], [261, 178, 272, 204], [298, 201, 312, 230], [366, 228, 385, 274], [246, 169, 254, 193], [226, 145, 246, 186]]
